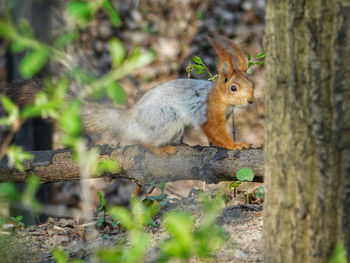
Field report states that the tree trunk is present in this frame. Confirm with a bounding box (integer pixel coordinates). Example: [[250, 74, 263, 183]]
[[263, 0, 350, 262]]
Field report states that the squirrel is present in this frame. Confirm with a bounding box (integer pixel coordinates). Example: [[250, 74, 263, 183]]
[[1, 37, 254, 156]]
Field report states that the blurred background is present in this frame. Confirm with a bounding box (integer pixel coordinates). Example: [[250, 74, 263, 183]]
[[0, 0, 265, 223]]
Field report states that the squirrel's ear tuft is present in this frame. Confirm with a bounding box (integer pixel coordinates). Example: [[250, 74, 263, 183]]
[[218, 36, 247, 72], [207, 36, 234, 80]]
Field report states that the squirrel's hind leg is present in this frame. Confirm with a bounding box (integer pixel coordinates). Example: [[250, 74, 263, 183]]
[[142, 144, 177, 156]]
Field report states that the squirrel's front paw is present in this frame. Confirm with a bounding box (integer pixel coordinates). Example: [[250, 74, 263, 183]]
[[232, 142, 250, 150]]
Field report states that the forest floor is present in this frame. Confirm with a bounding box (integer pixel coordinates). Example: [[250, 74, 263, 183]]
[[1, 195, 263, 263]]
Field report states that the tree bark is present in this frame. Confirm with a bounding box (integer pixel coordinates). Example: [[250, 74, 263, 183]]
[[0, 145, 264, 185], [263, 0, 350, 262]]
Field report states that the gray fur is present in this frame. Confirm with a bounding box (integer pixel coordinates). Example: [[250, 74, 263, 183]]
[[82, 79, 214, 147]]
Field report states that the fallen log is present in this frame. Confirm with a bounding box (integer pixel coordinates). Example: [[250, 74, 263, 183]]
[[0, 144, 264, 184]]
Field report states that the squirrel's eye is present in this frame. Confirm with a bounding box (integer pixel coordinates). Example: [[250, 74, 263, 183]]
[[231, 85, 237, 92]]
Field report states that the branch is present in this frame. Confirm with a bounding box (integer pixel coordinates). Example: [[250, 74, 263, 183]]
[[0, 144, 264, 184]]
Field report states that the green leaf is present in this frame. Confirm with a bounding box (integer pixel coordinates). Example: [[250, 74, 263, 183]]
[[19, 48, 50, 79], [128, 48, 156, 70], [0, 183, 20, 201], [229, 181, 242, 190], [1, 96, 16, 114], [109, 206, 133, 230], [52, 248, 69, 263], [124, 232, 150, 263], [21, 105, 42, 119], [22, 174, 41, 212], [103, 0, 122, 27], [255, 52, 265, 59], [7, 144, 34, 171], [256, 186, 264, 198], [254, 61, 264, 65], [67, 1, 92, 25], [330, 243, 347, 263], [18, 18, 34, 38], [192, 55, 204, 65], [97, 216, 104, 227], [15, 215, 23, 221], [97, 158, 119, 176], [107, 81, 126, 104], [54, 30, 79, 49], [194, 64, 205, 74], [247, 53, 252, 61], [97, 191, 106, 211], [236, 167, 254, 182], [58, 99, 82, 137], [10, 40, 27, 53], [109, 38, 126, 68], [248, 61, 255, 68], [72, 67, 96, 84]]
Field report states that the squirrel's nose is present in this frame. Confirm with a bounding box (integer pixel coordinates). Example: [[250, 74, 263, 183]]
[[247, 98, 254, 104]]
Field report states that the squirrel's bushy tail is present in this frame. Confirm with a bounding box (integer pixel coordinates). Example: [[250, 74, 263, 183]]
[[82, 102, 127, 138]]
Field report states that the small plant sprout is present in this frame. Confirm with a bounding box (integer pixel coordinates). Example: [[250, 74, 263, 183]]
[[236, 167, 255, 204], [186, 55, 218, 82], [96, 191, 117, 231], [229, 181, 242, 198], [246, 52, 265, 73], [9, 215, 25, 227], [256, 186, 264, 198]]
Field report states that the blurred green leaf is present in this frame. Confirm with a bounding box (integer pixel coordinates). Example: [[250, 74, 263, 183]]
[[254, 61, 264, 65], [18, 18, 34, 38], [109, 206, 133, 230], [0, 21, 12, 38], [97, 191, 106, 211], [15, 215, 23, 221], [1, 95, 18, 115], [58, 99, 82, 137], [97, 247, 123, 263], [128, 48, 156, 70], [97, 216, 104, 227], [52, 247, 69, 263], [330, 243, 347, 263], [72, 67, 96, 84], [54, 30, 79, 49], [0, 183, 20, 201], [248, 61, 255, 68], [162, 212, 195, 257], [0, 95, 19, 126], [67, 1, 92, 25], [192, 55, 203, 65], [255, 52, 265, 59], [21, 105, 42, 119], [22, 174, 41, 212], [236, 167, 254, 182], [125, 232, 150, 263], [247, 53, 252, 61], [109, 37, 126, 68], [19, 48, 50, 79], [107, 81, 126, 104], [7, 144, 33, 171], [96, 158, 120, 176], [103, 0, 122, 27], [10, 40, 27, 53]]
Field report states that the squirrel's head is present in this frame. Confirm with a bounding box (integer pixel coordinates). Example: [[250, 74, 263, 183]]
[[208, 36, 254, 108]]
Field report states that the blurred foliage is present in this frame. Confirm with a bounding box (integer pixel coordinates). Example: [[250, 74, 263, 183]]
[[0, 2, 231, 262]]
